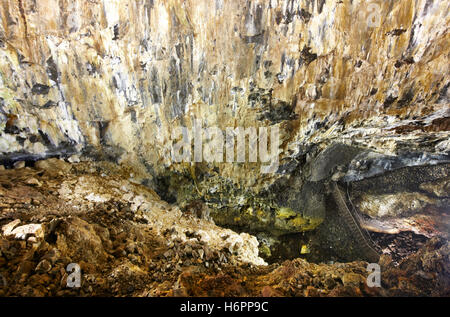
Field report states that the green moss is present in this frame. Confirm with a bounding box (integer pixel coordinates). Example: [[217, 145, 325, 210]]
[[275, 207, 297, 219], [274, 206, 324, 232], [258, 244, 272, 258], [157, 168, 325, 241]]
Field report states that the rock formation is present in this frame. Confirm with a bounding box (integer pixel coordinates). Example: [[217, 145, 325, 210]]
[[0, 0, 449, 296]]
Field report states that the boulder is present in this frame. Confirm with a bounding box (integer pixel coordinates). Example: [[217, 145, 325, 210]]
[[35, 158, 72, 175], [6, 223, 44, 241]]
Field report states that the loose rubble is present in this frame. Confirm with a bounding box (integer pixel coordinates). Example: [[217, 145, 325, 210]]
[[0, 159, 448, 297]]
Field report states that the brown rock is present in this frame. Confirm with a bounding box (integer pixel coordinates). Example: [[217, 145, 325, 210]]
[[17, 260, 35, 276], [35, 259, 52, 273], [56, 217, 107, 263], [25, 178, 42, 187], [261, 286, 280, 297], [341, 272, 365, 288], [13, 161, 26, 169], [41, 249, 61, 264], [35, 158, 72, 175]]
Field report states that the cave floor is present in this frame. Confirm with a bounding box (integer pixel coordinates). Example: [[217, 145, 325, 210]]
[[0, 159, 448, 297]]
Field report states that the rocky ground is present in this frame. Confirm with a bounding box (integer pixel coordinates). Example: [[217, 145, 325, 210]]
[[0, 158, 449, 297]]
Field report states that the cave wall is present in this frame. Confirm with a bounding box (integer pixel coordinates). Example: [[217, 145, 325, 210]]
[[0, 0, 449, 183]]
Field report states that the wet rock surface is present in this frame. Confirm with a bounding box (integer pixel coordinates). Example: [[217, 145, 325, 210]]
[[0, 160, 448, 297]]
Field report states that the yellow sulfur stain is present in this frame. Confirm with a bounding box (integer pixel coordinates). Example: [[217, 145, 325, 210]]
[[300, 245, 310, 254]]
